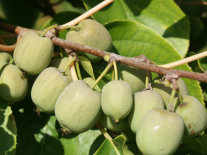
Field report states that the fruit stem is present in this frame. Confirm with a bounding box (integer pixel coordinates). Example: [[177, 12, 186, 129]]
[[62, 56, 76, 73], [96, 122, 121, 155], [96, 122, 112, 141], [178, 91, 184, 106], [75, 61, 82, 80], [168, 89, 177, 112], [113, 61, 118, 80], [145, 71, 150, 88], [40, 25, 58, 37], [58, 25, 80, 32], [92, 62, 113, 89], [112, 68, 115, 80], [68, 55, 78, 81]]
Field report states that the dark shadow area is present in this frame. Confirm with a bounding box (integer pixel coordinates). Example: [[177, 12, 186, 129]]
[[0, 127, 15, 153], [124, 0, 151, 17], [0, 0, 39, 28], [6, 115, 17, 135], [89, 134, 105, 155], [163, 16, 189, 39], [127, 142, 141, 155], [11, 83, 55, 155], [0, 84, 12, 102], [39, 134, 64, 155], [66, 0, 84, 8]]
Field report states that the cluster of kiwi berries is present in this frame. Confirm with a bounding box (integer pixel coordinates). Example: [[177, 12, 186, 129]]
[[0, 19, 206, 155]]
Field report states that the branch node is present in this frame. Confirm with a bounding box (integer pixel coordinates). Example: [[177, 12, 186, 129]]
[[165, 73, 179, 90], [135, 55, 152, 64], [64, 48, 73, 55], [109, 53, 121, 63]]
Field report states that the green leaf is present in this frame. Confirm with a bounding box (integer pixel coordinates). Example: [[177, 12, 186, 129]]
[[78, 56, 95, 79], [0, 101, 17, 155], [52, 1, 85, 14], [83, 0, 189, 58], [33, 116, 63, 155], [175, 135, 207, 155], [199, 45, 207, 71], [94, 135, 133, 155], [40, 11, 81, 39], [60, 129, 103, 155], [105, 20, 204, 105]]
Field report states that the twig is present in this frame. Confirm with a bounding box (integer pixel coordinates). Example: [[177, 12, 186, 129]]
[[57, 0, 114, 31], [0, 34, 17, 39], [0, 43, 16, 52], [1, 23, 207, 83], [160, 51, 207, 69], [49, 36, 207, 83]]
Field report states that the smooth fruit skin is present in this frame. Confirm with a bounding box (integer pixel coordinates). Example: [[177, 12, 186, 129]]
[[101, 80, 133, 122], [176, 95, 207, 136], [118, 64, 147, 93], [152, 80, 171, 106], [14, 31, 54, 74], [83, 77, 100, 91], [50, 57, 72, 81], [0, 52, 13, 70], [0, 64, 28, 102], [128, 90, 164, 133], [66, 19, 112, 63], [99, 113, 128, 132], [55, 80, 101, 133], [31, 67, 71, 113], [136, 109, 184, 155]]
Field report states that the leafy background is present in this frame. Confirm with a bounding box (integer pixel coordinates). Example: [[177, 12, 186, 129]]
[[0, 0, 207, 154]]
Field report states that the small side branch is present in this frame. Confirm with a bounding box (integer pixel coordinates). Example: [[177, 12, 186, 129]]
[[0, 43, 16, 52], [57, 0, 114, 31], [160, 51, 207, 69]]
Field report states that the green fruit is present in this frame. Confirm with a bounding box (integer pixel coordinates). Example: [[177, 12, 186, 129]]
[[128, 90, 164, 133], [0, 52, 13, 70], [136, 109, 184, 155], [177, 78, 189, 97], [50, 57, 72, 80], [0, 64, 28, 102], [153, 79, 188, 106], [99, 113, 128, 132], [101, 80, 133, 122], [118, 64, 147, 93], [83, 77, 100, 91], [14, 31, 54, 74], [55, 80, 101, 133], [176, 95, 207, 136], [66, 19, 112, 63], [152, 80, 171, 106], [31, 67, 71, 113]]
